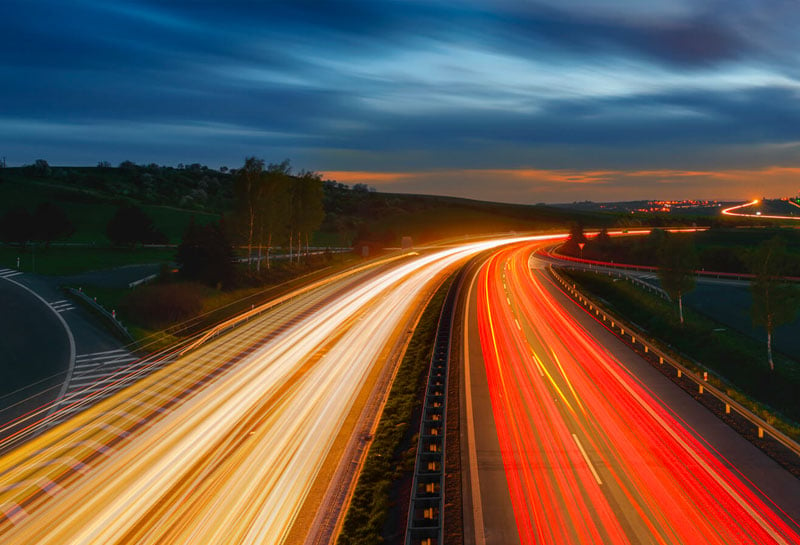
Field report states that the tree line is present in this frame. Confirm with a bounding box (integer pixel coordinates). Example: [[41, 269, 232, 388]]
[[233, 157, 324, 272]]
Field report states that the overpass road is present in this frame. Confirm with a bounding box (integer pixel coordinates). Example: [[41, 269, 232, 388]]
[[462, 241, 800, 545]]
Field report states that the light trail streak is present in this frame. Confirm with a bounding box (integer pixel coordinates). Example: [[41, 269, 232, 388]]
[[0, 235, 564, 544], [722, 199, 800, 220], [476, 242, 800, 544]]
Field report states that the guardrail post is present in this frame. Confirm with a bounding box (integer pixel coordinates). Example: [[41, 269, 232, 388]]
[[677, 369, 682, 378], [659, 356, 664, 364], [758, 427, 764, 439], [725, 403, 730, 414], [699, 384, 704, 394]]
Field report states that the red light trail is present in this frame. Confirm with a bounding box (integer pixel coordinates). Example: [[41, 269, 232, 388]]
[[476, 242, 800, 544]]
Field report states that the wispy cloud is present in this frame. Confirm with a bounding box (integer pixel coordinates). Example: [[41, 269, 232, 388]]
[[3, 1, 800, 201]]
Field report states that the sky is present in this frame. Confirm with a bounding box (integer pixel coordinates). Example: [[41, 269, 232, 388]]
[[3, 0, 800, 203]]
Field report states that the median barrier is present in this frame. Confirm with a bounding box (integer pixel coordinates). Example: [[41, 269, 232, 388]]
[[405, 266, 466, 545]]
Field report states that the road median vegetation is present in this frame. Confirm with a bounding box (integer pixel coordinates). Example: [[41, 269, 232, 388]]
[[338, 276, 453, 545]]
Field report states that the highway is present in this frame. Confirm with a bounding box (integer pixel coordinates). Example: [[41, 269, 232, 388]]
[[0, 237, 547, 545], [462, 241, 800, 544]]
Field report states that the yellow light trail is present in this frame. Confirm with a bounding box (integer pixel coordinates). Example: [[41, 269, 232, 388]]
[[0, 235, 564, 544]]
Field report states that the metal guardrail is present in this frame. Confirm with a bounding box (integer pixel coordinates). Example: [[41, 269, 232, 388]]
[[405, 267, 466, 545], [65, 287, 134, 342], [548, 265, 800, 460]]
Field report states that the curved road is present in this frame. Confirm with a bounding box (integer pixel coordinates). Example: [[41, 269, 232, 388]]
[[0, 277, 72, 421], [462, 242, 800, 544], [0, 237, 549, 545]]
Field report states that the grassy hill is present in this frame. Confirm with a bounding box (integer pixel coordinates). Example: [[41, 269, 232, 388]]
[[0, 163, 625, 250]]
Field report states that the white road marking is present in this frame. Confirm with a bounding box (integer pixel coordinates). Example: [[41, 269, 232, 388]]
[[572, 433, 602, 485]]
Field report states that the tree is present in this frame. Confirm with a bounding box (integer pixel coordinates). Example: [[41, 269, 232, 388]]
[[657, 233, 697, 324], [562, 222, 587, 257], [749, 237, 799, 371], [295, 170, 325, 258], [0, 208, 34, 246], [106, 204, 164, 246], [32, 159, 51, 177], [32, 202, 74, 246], [588, 227, 612, 259], [233, 157, 265, 271], [257, 161, 291, 270], [176, 217, 235, 288]]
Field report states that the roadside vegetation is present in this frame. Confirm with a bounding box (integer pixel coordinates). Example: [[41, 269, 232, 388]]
[[560, 225, 800, 274], [561, 269, 800, 436], [338, 276, 453, 545]]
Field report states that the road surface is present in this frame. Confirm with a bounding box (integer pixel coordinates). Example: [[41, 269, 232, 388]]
[[0, 237, 549, 545], [462, 241, 800, 544]]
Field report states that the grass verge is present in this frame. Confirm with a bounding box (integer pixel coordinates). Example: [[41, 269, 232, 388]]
[[337, 275, 454, 545], [561, 269, 800, 439], [0, 245, 175, 276]]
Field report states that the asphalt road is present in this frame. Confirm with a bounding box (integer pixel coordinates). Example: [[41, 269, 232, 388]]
[[0, 237, 545, 545], [462, 243, 800, 544], [0, 276, 71, 421]]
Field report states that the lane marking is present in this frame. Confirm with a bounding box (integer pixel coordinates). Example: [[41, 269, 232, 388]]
[[572, 433, 603, 485], [77, 348, 127, 358]]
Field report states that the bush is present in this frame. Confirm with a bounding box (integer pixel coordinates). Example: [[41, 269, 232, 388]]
[[120, 283, 204, 329]]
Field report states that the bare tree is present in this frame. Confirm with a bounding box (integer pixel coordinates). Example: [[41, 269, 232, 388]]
[[233, 157, 265, 271], [657, 233, 697, 324], [750, 237, 799, 371]]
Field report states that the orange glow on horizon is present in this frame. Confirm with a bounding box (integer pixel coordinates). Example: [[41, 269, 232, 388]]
[[321, 166, 800, 198]]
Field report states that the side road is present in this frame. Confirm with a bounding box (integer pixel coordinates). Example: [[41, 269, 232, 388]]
[[0, 266, 154, 437]]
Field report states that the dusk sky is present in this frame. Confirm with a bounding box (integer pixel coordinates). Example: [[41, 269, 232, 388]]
[[4, 0, 800, 203]]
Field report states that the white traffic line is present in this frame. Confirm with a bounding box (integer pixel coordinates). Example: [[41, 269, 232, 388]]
[[75, 351, 128, 362], [0, 269, 23, 279], [74, 354, 135, 366], [77, 348, 128, 358], [572, 433, 603, 485], [73, 356, 137, 370]]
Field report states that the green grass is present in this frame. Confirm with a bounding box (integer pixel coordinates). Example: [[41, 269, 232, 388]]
[[338, 276, 453, 545], [562, 270, 800, 433], [0, 245, 175, 275], [0, 176, 218, 244]]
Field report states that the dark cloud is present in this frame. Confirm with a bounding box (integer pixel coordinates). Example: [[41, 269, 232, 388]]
[[2, 0, 800, 201]]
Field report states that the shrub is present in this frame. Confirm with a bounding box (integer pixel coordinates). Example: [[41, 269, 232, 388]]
[[120, 283, 204, 329]]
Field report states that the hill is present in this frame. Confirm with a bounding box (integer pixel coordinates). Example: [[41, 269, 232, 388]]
[[0, 162, 622, 250]]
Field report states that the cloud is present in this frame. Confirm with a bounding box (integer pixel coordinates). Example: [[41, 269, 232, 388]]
[[322, 166, 800, 203], [3, 1, 800, 203]]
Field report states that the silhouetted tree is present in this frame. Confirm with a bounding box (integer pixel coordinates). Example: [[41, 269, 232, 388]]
[[657, 233, 697, 324], [750, 237, 799, 371], [176, 217, 235, 288], [562, 222, 588, 257], [32, 159, 51, 177], [0, 208, 34, 246], [32, 202, 74, 246], [257, 161, 291, 270], [106, 204, 165, 246], [233, 157, 266, 271]]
